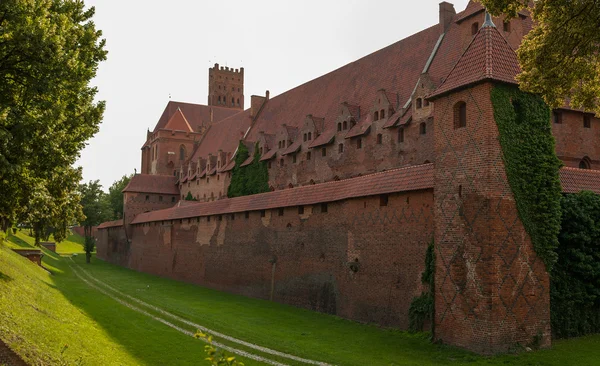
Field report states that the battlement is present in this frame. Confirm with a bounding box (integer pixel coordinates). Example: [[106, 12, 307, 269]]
[[210, 63, 244, 74]]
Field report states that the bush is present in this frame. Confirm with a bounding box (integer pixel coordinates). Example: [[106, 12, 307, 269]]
[[551, 191, 600, 338], [409, 240, 435, 333], [195, 331, 244, 366]]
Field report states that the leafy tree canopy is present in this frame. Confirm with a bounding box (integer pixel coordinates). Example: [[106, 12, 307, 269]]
[[107, 175, 132, 219], [78, 180, 110, 235], [478, 0, 600, 114], [0, 0, 107, 233]]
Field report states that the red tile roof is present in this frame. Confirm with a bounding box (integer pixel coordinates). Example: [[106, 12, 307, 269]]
[[131, 163, 434, 224], [309, 129, 336, 148], [122, 174, 179, 195], [188, 114, 251, 164], [153, 101, 239, 133], [97, 219, 123, 229], [260, 149, 277, 161], [162, 108, 193, 132], [345, 113, 373, 138], [214, 25, 441, 152], [281, 139, 302, 155], [240, 156, 254, 167], [559, 167, 600, 194], [429, 15, 520, 99]]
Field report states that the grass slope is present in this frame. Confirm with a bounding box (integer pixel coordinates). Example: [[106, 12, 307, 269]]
[[1, 230, 599, 365]]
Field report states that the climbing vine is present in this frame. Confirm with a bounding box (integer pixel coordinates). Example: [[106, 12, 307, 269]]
[[551, 191, 600, 338], [408, 239, 435, 333], [228, 142, 269, 198], [491, 85, 563, 270]]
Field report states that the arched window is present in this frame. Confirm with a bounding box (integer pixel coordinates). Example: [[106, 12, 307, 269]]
[[179, 145, 185, 160], [472, 22, 479, 35], [308, 132, 312, 140], [579, 157, 591, 169], [416, 98, 422, 109], [343, 121, 348, 130], [374, 111, 379, 120], [420, 122, 427, 135], [424, 99, 430, 107], [377, 134, 383, 144], [380, 109, 385, 119], [303, 133, 307, 142], [454, 101, 467, 129], [337, 123, 342, 132], [398, 127, 404, 142]]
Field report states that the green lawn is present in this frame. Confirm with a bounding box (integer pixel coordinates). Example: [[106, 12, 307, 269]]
[[1, 230, 600, 365]]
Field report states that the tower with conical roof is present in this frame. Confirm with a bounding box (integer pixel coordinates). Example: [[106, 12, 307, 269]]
[[428, 12, 551, 354]]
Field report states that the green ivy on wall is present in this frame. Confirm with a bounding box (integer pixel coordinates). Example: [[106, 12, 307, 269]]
[[227, 141, 270, 198], [491, 85, 563, 270], [409, 240, 435, 333], [552, 191, 600, 338]]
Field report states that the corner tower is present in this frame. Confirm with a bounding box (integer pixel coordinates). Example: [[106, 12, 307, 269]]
[[428, 14, 552, 354], [208, 63, 244, 110]]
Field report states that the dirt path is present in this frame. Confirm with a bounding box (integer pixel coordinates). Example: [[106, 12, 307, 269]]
[[69, 259, 333, 366]]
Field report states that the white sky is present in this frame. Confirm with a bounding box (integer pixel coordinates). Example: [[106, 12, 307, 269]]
[[78, 0, 470, 190]]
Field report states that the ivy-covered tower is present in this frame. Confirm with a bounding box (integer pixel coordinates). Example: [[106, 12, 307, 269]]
[[428, 14, 560, 354]]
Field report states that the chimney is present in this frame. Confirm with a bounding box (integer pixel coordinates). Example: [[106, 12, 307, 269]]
[[439, 2, 456, 33], [250, 90, 269, 119]]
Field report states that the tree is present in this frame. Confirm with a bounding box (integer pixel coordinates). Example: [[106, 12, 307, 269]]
[[107, 175, 132, 219], [79, 180, 110, 263], [0, 0, 107, 232], [185, 192, 197, 201], [26, 166, 84, 246], [227, 142, 250, 198], [477, 0, 600, 114]]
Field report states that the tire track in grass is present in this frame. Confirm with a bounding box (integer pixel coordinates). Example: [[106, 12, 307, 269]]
[[69, 259, 333, 366], [68, 261, 288, 366]]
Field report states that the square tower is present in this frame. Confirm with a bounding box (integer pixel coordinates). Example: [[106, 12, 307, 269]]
[[208, 63, 244, 110]]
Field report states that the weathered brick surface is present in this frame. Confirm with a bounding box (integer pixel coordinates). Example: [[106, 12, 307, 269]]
[[432, 82, 550, 354], [552, 109, 600, 169], [105, 191, 434, 328]]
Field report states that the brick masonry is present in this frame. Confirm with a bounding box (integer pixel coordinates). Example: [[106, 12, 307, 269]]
[[432, 82, 550, 354], [100, 190, 434, 328]]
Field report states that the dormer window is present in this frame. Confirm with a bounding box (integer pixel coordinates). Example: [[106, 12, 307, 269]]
[[308, 132, 312, 140], [338, 143, 344, 153], [380, 109, 385, 119], [416, 98, 423, 109], [343, 121, 347, 130], [337, 123, 342, 132], [374, 111, 379, 120], [303, 133, 307, 142]]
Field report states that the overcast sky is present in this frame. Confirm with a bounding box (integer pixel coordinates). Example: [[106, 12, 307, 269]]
[[79, 0, 470, 190]]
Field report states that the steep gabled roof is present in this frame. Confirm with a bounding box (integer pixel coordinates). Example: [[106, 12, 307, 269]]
[[429, 14, 520, 99], [123, 174, 179, 195], [163, 108, 193, 132], [153, 101, 240, 133]]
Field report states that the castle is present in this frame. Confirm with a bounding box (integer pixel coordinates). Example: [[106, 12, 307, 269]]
[[96, 1, 600, 354]]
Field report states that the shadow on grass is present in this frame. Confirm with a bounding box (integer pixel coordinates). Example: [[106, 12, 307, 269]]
[[42, 252, 212, 366], [7, 234, 34, 248], [0, 271, 12, 282]]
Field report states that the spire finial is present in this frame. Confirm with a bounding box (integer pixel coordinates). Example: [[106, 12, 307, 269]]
[[483, 10, 496, 28]]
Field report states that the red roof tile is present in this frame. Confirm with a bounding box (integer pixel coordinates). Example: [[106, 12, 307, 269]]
[[429, 15, 520, 99], [188, 114, 251, 164], [345, 113, 373, 138], [221, 160, 236, 172], [309, 129, 335, 148], [131, 163, 434, 224], [163, 108, 193, 132], [260, 149, 277, 161], [281, 139, 302, 155], [122, 174, 179, 195], [240, 156, 254, 167], [153, 101, 239, 133], [97, 219, 123, 229], [559, 167, 600, 194]]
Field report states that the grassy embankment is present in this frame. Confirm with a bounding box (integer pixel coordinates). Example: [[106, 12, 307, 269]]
[[1, 230, 599, 365]]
